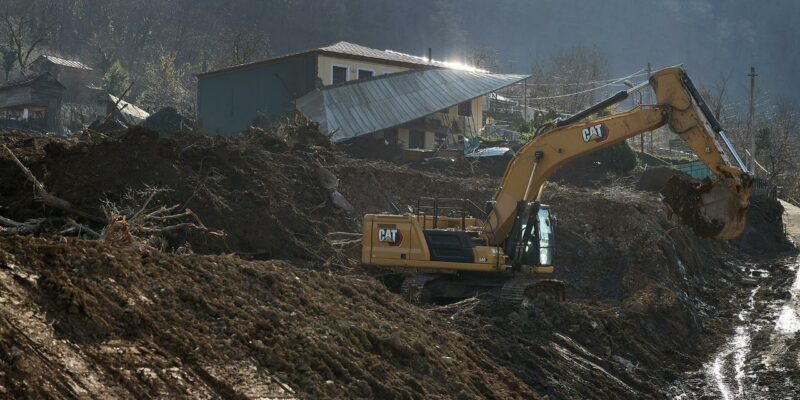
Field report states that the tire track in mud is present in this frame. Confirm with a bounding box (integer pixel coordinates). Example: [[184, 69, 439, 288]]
[[674, 201, 800, 399]]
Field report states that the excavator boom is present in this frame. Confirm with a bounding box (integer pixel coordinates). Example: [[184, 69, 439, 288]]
[[482, 66, 752, 244]]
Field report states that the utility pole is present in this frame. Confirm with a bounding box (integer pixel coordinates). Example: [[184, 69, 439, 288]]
[[748, 66, 757, 177], [639, 62, 651, 155], [523, 77, 528, 122], [647, 62, 653, 153]]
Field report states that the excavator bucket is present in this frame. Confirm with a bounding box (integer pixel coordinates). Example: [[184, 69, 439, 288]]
[[662, 173, 751, 240]]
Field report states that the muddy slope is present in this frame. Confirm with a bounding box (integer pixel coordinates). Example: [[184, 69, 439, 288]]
[[0, 126, 495, 263], [0, 236, 537, 399], [0, 125, 790, 398], [430, 184, 748, 398]]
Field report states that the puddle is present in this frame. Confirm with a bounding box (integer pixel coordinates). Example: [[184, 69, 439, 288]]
[[774, 262, 800, 334], [708, 285, 759, 400]]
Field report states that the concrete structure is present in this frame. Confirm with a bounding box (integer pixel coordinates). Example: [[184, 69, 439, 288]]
[[196, 41, 478, 134], [0, 73, 65, 132]]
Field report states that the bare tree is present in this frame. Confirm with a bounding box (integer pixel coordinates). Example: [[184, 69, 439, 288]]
[[228, 29, 271, 65], [467, 44, 499, 71], [528, 44, 611, 114], [1, 2, 56, 73]]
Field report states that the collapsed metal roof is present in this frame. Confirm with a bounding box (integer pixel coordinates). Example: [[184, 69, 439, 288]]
[[34, 55, 93, 71], [296, 69, 529, 143], [108, 94, 150, 124]]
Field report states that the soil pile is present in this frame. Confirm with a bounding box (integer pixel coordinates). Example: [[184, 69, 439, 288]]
[[427, 183, 746, 398], [0, 123, 496, 265], [0, 235, 537, 399], [0, 123, 791, 398]]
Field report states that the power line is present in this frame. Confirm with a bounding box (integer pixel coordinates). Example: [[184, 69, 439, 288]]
[[524, 70, 648, 86], [524, 68, 647, 101]]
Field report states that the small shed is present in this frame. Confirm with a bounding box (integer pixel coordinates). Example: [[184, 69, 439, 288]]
[[0, 73, 65, 132], [30, 55, 97, 102]]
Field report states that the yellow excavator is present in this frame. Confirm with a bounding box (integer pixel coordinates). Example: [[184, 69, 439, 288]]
[[361, 66, 752, 303]]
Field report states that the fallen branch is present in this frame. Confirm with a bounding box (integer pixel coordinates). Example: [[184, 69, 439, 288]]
[[66, 218, 101, 238], [0, 215, 21, 227], [0, 218, 47, 235], [2, 145, 105, 224], [138, 222, 225, 237]]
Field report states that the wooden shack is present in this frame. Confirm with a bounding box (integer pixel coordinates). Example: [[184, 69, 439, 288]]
[[0, 73, 66, 132]]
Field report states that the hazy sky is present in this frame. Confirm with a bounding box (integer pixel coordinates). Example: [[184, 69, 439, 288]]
[[273, 0, 798, 108]]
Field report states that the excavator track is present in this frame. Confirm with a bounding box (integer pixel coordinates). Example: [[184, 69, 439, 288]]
[[499, 277, 565, 305], [399, 275, 438, 304]]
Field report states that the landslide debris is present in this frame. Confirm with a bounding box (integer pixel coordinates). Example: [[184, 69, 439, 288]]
[[0, 236, 536, 399], [0, 121, 791, 399], [427, 183, 746, 398], [0, 122, 494, 265]]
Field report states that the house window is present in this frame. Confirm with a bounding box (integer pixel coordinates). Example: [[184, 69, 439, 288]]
[[409, 130, 426, 149], [331, 65, 349, 84], [357, 68, 374, 79], [458, 101, 472, 117]]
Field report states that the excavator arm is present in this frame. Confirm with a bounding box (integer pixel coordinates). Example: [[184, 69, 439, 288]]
[[482, 66, 752, 247]]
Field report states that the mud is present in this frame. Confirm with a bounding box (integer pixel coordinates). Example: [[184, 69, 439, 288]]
[[0, 124, 494, 265], [430, 183, 751, 398], [671, 201, 800, 399], [0, 123, 794, 398], [0, 236, 540, 399]]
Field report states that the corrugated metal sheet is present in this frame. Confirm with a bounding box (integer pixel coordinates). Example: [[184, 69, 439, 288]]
[[109, 94, 150, 124], [35, 55, 93, 71], [296, 69, 529, 142]]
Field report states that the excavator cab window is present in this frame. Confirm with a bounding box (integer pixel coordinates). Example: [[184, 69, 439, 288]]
[[516, 204, 554, 267], [537, 206, 553, 266]]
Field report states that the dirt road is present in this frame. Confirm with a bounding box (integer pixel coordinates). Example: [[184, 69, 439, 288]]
[[675, 200, 800, 399]]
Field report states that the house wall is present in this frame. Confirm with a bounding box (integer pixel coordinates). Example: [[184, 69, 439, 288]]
[[398, 128, 409, 147], [0, 81, 63, 131], [197, 54, 317, 134], [317, 55, 410, 85], [430, 97, 485, 137], [0, 86, 32, 108], [397, 127, 438, 151]]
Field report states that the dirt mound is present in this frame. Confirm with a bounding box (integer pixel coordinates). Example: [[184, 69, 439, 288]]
[[0, 122, 792, 398], [636, 166, 678, 192], [430, 183, 746, 398], [0, 235, 537, 399], [550, 142, 638, 188], [735, 196, 794, 255], [0, 123, 498, 266]]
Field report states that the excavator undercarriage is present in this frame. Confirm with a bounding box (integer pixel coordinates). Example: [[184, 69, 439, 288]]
[[399, 272, 565, 305]]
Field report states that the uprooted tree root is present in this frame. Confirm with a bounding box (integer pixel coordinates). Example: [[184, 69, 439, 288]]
[[1, 145, 225, 251]]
